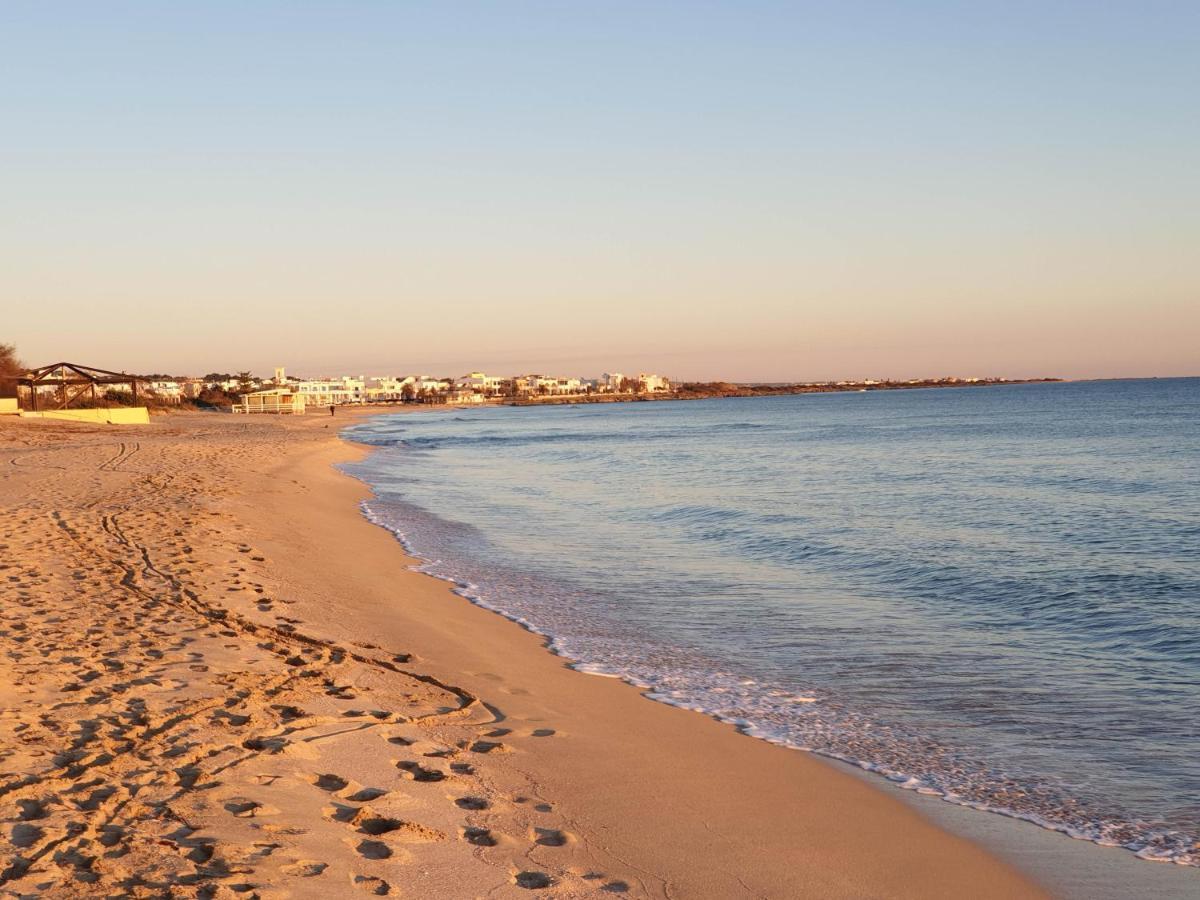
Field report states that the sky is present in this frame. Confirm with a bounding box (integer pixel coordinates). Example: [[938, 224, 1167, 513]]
[[2, 1, 1197, 382]]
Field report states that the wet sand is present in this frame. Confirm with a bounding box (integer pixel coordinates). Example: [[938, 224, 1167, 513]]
[[0, 410, 1046, 898]]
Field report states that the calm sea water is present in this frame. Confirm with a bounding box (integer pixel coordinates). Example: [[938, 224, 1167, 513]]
[[344, 379, 1200, 865]]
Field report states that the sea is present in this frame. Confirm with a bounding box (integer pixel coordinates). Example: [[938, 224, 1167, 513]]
[[343, 378, 1200, 866]]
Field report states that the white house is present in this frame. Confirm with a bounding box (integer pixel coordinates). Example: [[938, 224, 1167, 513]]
[[453, 372, 508, 396], [412, 376, 451, 395], [638, 373, 671, 393], [146, 381, 183, 402], [363, 377, 412, 401]]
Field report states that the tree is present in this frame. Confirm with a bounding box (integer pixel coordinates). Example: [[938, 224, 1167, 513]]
[[0, 343, 24, 398], [196, 387, 235, 409], [236, 371, 255, 394]]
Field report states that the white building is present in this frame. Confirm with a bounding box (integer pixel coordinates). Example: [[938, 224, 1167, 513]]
[[146, 380, 183, 402], [514, 375, 585, 396], [638, 373, 671, 393], [447, 388, 486, 405], [292, 375, 366, 405], [363, 377, 412, 401], [453, 372, 508, 396], [180, 380, 206, 399], [412, 376, 451, 396], [234, 389, 306, 415]]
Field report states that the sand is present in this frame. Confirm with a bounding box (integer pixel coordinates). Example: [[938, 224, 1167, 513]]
[[0, 410, 1047, 898]]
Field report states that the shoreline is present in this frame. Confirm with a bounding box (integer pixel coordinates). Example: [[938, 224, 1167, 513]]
[[338, 403, 1199, 898], [308, 411, 1047, 897], [0, 410, 1066, 896]]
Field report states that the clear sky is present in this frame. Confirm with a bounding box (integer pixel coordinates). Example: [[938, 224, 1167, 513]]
[[3, 2, 1197, 381]]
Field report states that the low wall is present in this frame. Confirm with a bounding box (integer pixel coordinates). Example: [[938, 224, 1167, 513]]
[[0, 399, 18, 415], [20, 407, 151, 425]]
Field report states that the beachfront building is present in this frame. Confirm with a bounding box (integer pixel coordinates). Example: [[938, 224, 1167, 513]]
[[600, 372, 626, 392], [514, 374, 585, 397], [638, 373, 671, 393], [447, 388, 486, 405], [363, 376, 411, 402], [411, 376, 451, 399], [235, 389, 306, 415], [291, 376, 366, 406], [454, 372, 509, 397]]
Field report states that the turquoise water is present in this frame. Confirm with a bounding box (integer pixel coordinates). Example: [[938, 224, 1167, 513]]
[[344, 379, 1200, 865]]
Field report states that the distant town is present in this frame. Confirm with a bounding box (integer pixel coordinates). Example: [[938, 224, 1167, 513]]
[[131, 368, 1061, 414], [0, 344, 1061, 420]]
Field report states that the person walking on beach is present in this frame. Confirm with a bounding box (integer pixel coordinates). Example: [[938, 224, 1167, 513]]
[[329, 404, 335, 416]]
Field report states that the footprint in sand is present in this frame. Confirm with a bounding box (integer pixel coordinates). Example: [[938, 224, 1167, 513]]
[[462, 827, 497, 847], [97, 824, 125, 848], [345, 787, 389, 802], [242, 736, 287, 753], [16, 799, 49, 821], [186, 843, 215, 864], [455, 796, 489, 811], [224, 798, 279, 818], [308, 772, 350, 792], [533, 827, 570, 847], [352, 874, 391, 895], [10, 823, 43, 849], [272, 704, 308, 721], [396, 761, 447, 782], [468, 740, 507, 754], [355, 839, 392, 860], [514, 871, 555, 889], [350, 811, 443, 842], [280, 859, 328, 877]]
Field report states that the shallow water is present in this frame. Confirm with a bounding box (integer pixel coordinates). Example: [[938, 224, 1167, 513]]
[[344, 379, 1200, 865]]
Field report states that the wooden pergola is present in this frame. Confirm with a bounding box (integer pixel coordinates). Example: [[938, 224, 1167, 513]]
[[12, 362, 148, 412]]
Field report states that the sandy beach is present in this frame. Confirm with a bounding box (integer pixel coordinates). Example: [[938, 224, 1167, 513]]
[[0, 410, 1046, 898]]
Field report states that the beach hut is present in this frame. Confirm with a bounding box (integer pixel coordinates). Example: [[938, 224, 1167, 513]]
[[6, 362, 152, 424], [235, 389, 306, 415]]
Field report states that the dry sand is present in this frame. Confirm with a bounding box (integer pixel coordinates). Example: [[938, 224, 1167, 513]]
[[0, 410, 1047, 898]]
